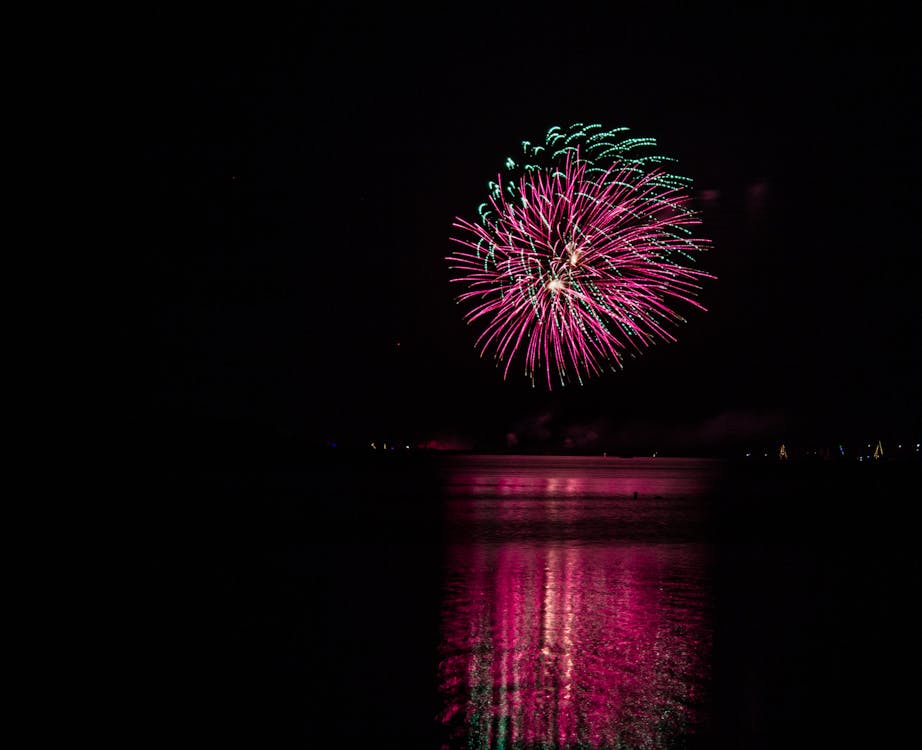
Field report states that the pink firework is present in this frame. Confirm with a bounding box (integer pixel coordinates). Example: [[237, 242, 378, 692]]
[[448, 141, 713, 388]]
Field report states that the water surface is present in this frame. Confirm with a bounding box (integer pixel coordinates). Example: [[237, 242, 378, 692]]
[[437, 456, 721, 749], [140, 454, 920, 747]]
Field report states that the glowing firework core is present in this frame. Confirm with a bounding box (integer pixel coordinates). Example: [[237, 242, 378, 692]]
[[567, 242, 581, 266]]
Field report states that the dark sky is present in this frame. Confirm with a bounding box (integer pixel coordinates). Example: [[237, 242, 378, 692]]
[[142, 6, 921, 457]]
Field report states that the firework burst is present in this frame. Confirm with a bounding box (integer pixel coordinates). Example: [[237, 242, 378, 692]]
[[448, 123, 713, 388]]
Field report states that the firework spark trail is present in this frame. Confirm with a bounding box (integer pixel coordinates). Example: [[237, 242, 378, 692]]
[[448, 124, 714, 388]]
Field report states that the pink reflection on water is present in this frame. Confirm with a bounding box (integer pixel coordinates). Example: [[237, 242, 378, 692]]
[[443, 457, 722, 543], [438, 541, 712, 749], [445, 456, 721, 500]]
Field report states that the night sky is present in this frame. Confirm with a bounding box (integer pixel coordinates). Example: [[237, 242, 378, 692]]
[[142, 6, 920, 458]]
